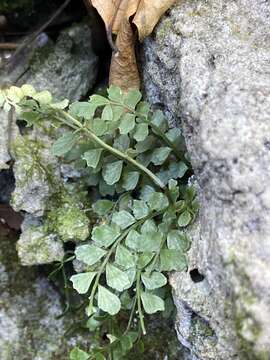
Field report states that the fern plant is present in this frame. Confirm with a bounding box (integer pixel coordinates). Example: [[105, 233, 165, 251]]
[[0, 85, 198, 360]]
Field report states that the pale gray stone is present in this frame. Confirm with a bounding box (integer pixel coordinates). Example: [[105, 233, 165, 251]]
[[0, 109, 19, 170], [142, 0, 270, 358], [18, 23, 98, 101]]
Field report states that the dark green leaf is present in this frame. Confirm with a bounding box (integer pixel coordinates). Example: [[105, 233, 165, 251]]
[[102, 160, 123, 185], [132, 200, 149, 220], [92, 224, 121, 247], [133, 123, 149, 142], [138, 231, 163, 252], [168, 161, 188, 179], [141, 219, 157, 233], [159, 249, 187, 271], [166, 128, 182, 143], [151, 147, 171, 166], [136, 101, 150, 118], [94, 353, 106, 360], [89, 94, 109, 107], [107, 85, 123, 102], [136, 152, 152, 166], [140, 185, 155, 202], [70, 272, 96, 294], [122, 171, 140, 191], [112, 105, 124, 121], [120, 335, 133, 353], [97, 285, 121, 315], [124, 89, 142, 109], [151, 110, 168, 132], [91, 118, 108, 136], [70, 347, 90, 360], [106, 263, 130, 291], [115, 244, 136, 269], [141, 292, 165, 314], [137, 252, 155, 269], [113, 135, 130, 151], [178, 210, 192, 227], [168, 179, 179, 202], [51, 132, 78, 156], [69, 102, 95, 120], [99, 179, 115, 196], [125, 229, 141, 250], [112, 210, 135, 229], [167, 230, 191, 251], [92, 199, 114, 216], [75, 244, 107, 266], [82, 149, 103, 168], [147, 192, 169, 211], [101, 105, 113, 121], [20, 111, 40, 126], [141, 272, 167, 290], [119, 113, 135, 134], [135, 135, 156, 153]]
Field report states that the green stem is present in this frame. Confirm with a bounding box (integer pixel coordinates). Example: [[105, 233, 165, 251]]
[[136, 270, 146, 335], [125, 297, 137, 334], [59, 110, 166, 190]]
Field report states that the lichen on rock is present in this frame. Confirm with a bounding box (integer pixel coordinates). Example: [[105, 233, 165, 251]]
[[44, 184, 91, 243], [11, 134, 61, 217], [17, 225, 64, 266]]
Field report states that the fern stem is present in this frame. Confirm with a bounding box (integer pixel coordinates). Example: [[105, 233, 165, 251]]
[[59, 109, 166, 190], [136, 270, 146, 335]]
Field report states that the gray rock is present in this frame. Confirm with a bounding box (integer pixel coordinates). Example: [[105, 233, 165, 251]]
[[19, 23, 98, 101], [17, 224, 64, 266], [0, 109, 19, 170], [141, 0, 270, 359], [11, 133, 61, 217], [0, 229, 87, 360]]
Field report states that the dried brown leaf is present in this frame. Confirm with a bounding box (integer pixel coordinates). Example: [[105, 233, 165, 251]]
[[133, 0, 176, 41], [87, 0, 176, 90], [90, 0, 139, 33], [109, 17, 140, 91]]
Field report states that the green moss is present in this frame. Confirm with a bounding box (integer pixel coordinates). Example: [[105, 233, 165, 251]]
[[11, 135, 55, 185], [188, 315, 216, 343], [16, 225, 64, 265], [48, 206, 90, 242], [45, 184, 91, 242]]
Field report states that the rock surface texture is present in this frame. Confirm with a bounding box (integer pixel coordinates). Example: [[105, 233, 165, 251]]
[[0, 227, 87, 360], [19, 23, 98, 101], [141, 1, 270, 359]]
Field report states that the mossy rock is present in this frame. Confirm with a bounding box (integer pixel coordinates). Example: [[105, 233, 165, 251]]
[[0, 227, 88, 360]]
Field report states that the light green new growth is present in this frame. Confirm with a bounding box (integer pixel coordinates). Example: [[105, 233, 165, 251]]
[[0, 84, 198, 360]]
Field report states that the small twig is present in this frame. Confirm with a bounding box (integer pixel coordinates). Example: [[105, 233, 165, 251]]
[[6, 0, 71, 72], [0, 43, 18, 50]]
